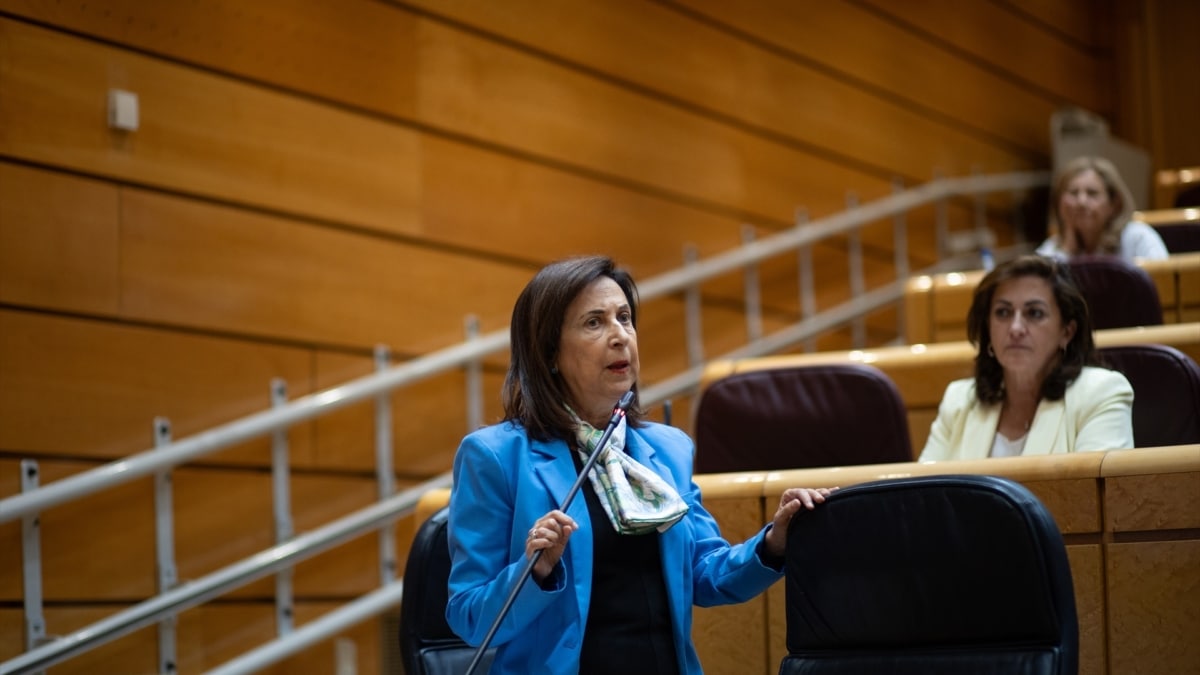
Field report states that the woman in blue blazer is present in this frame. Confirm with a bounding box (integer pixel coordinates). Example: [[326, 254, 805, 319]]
[[446, 256, 833, 674]]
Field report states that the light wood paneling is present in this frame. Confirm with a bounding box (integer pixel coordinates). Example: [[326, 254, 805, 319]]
[[0, 310, 315, 463], [692, 496, 770, 675], [0, 0, 421, 120], [855, 0, 1109, 115], [1066, 544, 1107, 675], [1106, 540, 1200, 674], [405, 0, 1034, 180], [0, 18, 422, 235], [118, 187, 530, 353], [675, 0, 1057, 154], [0, 163, 120, 314], [414, 20, 895, 222]]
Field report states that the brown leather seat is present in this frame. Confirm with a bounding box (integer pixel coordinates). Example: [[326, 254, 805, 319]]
[[694, 362, 911, 473], [1099, 344, 1200, 446]]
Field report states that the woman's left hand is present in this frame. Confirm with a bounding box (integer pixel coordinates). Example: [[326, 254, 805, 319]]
[[764, 487, 838, 557]]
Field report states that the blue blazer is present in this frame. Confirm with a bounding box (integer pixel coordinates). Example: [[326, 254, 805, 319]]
[[446, 420, 782, 674]]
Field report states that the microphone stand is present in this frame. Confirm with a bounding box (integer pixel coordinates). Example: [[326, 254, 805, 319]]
[[463, 390, 635, 675]]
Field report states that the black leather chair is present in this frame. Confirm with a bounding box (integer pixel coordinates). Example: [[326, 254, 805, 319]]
[[399, 506, 494, 675], [694, 363, 911, 474], [1067, 256, 1163, 330], [1099, 344, 1200, 446], [781, 475, 1078, 675]]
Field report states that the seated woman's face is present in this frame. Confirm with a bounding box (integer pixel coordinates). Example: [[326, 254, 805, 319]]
[[1058, 169, 1116, 251], [989, 275, 1076, 381], [556, 277, 640, 426]]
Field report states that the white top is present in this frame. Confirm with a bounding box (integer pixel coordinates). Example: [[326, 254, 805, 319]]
[[990, 432, 1028, 458], [1036, 220, 1170, 262]]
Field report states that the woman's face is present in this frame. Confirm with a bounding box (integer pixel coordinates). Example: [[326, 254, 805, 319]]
[[988, 275, 1076, 383], [1058, 169, 1116, 252], [557, 277, 639, 426]]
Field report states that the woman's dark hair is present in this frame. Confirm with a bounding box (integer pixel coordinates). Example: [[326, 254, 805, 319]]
[[502, 255, 644, 441], [967, 255, 1099, 404]]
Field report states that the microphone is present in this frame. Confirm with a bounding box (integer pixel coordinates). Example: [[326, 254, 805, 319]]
[[463, 390, 636, 675]]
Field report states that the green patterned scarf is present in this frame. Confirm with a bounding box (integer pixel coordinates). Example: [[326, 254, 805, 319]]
[[571, 409, 689, 535]]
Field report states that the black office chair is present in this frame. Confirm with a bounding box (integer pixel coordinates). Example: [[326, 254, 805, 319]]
[[694, 363, 912, 473], [781, 475, 1078, 675], [1068, 256, 1163, 330], [399, 506, 494, 675], [1100, 344, 1200, 446]]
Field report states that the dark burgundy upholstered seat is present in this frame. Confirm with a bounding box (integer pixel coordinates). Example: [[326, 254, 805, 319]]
[[1067, 256, 1163, 330], [1099, 344, 1200, 447], [694, 362, 911, 474]]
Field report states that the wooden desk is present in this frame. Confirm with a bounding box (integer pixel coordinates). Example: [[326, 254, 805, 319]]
[[411, 446, 1200, 675]]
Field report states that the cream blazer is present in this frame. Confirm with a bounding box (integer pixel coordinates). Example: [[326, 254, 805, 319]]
[[919, 366, 1134, 461]]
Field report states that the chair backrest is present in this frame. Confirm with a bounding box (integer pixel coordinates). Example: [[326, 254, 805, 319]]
[[1099, 344, 1200, 446], [399, 506, 494, 675], [1068, 256, 1163, 329], [694, 363, 911, 474], [1153, 222, 1200, 254], [781, 475, 1078, 675]]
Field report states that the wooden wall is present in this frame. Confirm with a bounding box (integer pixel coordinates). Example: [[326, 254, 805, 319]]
[[0, 1, 1185, 673]]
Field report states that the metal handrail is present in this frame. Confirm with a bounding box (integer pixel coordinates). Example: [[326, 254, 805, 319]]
[[1, 170, 1049, 675], [0, 170, 1046, 523]]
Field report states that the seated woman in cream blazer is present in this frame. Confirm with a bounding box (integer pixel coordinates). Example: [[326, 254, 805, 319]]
[[920, 255, 1134, 461]]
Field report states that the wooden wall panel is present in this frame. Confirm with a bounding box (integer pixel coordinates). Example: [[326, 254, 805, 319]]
[[0, 18, 422, 236], [0, 163, 120, 314], [674, 0, 1056, 155], [0, 0, 421, 120], [0, 310, 315, 463], [404, 0, 1034, 180], [855, 0, 1110, 115], [118, 188, 530, 353], [415, 20, 895, 222]]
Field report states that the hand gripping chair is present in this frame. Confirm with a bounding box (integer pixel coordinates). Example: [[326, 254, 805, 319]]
[[399, 506, 494, 675], [781, 475, 1078, 675], [1099, 344, 1200, 446], [1067, 256, 1163, 330], [694, 363, 912, 474]]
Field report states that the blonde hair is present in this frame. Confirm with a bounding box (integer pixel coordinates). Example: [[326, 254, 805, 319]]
[[1048, 156, 1136, 255]]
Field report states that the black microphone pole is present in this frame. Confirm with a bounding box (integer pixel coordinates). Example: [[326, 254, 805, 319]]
[[463, 390, 635, 675]]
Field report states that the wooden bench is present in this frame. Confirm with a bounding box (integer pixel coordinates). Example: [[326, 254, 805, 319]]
[[903, 252, 1200, 344], [414, 445, 1200, 675]]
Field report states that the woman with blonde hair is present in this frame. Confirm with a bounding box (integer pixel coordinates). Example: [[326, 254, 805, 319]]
[[1036, 156, 1168, 261]]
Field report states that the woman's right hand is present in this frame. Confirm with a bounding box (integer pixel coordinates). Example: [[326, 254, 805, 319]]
[[525, 510, 578, 582]]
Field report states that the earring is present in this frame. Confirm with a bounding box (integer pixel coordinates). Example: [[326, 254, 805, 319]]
[[987, 344, 995, 358], [550, 365, 558, 374]]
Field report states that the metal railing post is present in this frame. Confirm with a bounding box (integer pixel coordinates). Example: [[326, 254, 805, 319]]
[[373, 345, 397, 585], [20, 460, 46, 673], [795, 207, 817, 352], [892, 178, 910, 342], [270, 379, 295, 635], [464, 315, 484, 433], [683, 244, 704, 367], [846, 191, 866, 348], [153, 417, 178, 675], [741, 225, 764, 343]]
